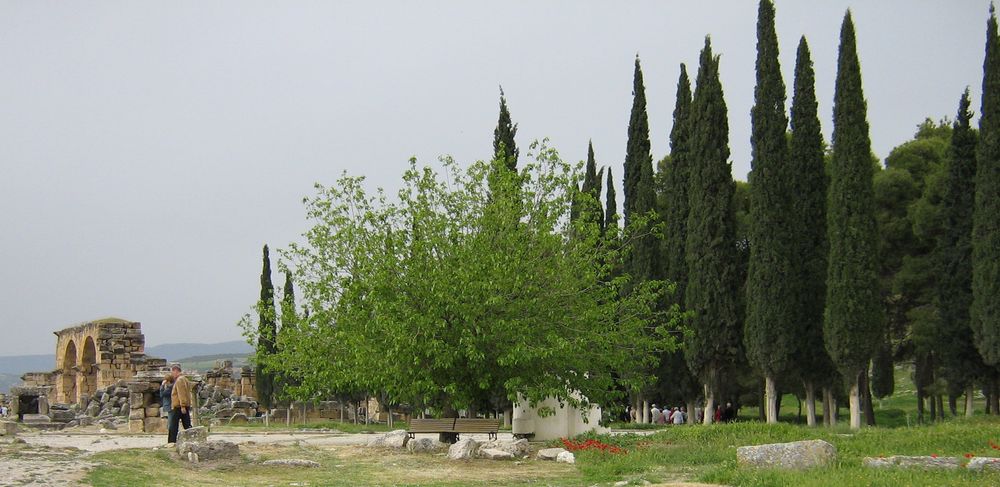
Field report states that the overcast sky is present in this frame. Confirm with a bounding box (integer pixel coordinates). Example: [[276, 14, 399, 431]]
[[0, 1, 990, 356]]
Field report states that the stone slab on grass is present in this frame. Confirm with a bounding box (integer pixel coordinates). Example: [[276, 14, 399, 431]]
[[536, 447, 567, 461], [261, 459, 320, 468], [737, 440, 836, 469], [967, 457, 1000, 471], [862, 455, 960, 470]]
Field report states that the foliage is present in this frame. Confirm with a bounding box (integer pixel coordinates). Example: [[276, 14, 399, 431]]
[[972, 5, 1000, 366], [255, 245, 277, 409], [788, 36, 838, 389], [684, 37, 743, 397], [745, 0, 796, 385], [622, 57, 659, 287], [252, 142, 679, 415], [493, 88, 519, 172], [936, 90, 988, 389], [825, 11, 882, 379]]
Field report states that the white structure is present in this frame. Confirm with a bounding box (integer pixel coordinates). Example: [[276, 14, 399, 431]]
[[511, 394, 608, 441]]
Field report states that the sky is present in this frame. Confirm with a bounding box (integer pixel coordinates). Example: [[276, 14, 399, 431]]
[[0, 1, 990, 356]]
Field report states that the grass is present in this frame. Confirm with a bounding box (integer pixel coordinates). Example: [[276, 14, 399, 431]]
[[85, 365, 1000, 486], [568, 417, 1000, 486], [85, 442, 581, 487]]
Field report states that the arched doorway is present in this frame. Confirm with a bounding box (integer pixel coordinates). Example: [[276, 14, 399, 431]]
[[79, 337, 98, 402], [61, 340, 78, 404]]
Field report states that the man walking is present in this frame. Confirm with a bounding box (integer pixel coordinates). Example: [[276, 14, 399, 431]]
[[167, 364, 192, 445]]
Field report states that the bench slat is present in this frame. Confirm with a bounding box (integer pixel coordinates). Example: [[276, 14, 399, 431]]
[[407, 419, 456, 433]]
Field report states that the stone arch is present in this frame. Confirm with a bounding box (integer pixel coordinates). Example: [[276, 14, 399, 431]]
[[61, 339, 78, 404], [79, 336, 98, 401]]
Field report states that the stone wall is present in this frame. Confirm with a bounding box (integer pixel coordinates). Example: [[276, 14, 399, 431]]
[[18, 317, 168, 410]]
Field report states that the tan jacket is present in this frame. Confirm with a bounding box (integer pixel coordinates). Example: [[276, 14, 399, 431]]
[[171, 375, 192, 409]]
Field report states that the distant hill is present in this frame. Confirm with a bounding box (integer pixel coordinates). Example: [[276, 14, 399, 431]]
[[0, 354, 55, 375], [145, 340, 253, 361], [176, 353, 251, 372], [0, 340, 253, 392]]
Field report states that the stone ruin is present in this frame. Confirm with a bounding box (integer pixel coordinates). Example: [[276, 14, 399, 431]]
[[7, 317, 175, 431], [194, 360, 261, 424]]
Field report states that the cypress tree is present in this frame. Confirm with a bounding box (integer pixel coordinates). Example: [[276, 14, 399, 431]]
[[605, 168, 618, 233], [578, 141, 605, 228], [623, 57, 659, 284], [494, 88, 519, 171], [684, 37, 743, 424], [256, 244, 277, 410], [938, 89, 986, 416], [825, 11, 882, 430], [973, 5, 1000, 368], [788, 36, 836, 427], [661, 64, 693, 304], [281, 271, 296, 330], [745, 0, 794, 424], [623, 57, 656, 228]]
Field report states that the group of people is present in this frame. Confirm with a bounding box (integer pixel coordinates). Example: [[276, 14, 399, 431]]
[[158, 364, 193, 445], [624, 401, 738, 425]]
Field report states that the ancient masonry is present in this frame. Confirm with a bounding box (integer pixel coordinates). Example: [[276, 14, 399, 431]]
[[10, 318, 173, 432]]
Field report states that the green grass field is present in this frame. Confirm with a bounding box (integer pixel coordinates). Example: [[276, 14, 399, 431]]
[[85, 365, 1000, 486]]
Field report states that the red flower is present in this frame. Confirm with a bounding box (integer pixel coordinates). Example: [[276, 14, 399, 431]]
[[965, 453, 975, 459], [931, 454, 939, 458]]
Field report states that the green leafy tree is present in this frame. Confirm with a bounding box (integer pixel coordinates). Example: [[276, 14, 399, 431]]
[[825, 11, 882, 429], [788, 36, 837, 426], [937, 90, 987, 416], [973, 5, 1000, 371], [684, 38, 743, 424], [745, 0, 794, 424], [254, 143, 679, 440], [255, 245, 277, 410]]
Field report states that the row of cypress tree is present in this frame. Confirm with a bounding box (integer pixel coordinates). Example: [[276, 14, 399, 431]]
[[522, 1, 998, 428]]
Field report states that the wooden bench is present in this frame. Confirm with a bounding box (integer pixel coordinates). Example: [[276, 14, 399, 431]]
[[406, 418, 456, 439], [454, 418, 500, 440], [406, 418, 500, 440]]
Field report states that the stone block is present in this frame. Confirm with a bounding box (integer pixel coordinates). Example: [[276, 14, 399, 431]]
[[177, 426, 209, 447], [967, 457, 1000, 471], [144, 417, 167, 433], [366, 429, 409, 448], [536, 448, 566, 461], [128, 419, 145, 433], [556, 451, 576, 464], [261, 459, 320, 467], [737, 440, 837, 469], [228, 413, 249, 424], [406, 438, 447, 453], [862, 455, 960, 470], [50, 410, 75, 422], [480, 448, 515, 460], [178, 440, 240, 461], [1, 421, 17, 436], [22, 414, 52, 424], [146, 406, 162, 417], [129, 408, 145, 420], [129, 394, 144, 408], [447, 438, 479, 460]]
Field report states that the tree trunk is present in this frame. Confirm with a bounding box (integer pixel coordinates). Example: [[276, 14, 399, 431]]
[[917, 390, 925, 424], [797, 395, 802, 423], [703, 383, 715, 425], [860, 370, 876, 426], [848, 380, 861, 430], [948, 394, 958, 416], [503, 408, 512, 428], [805, 383, 817, 427], [758, 379, 766, 422], [991, 377, 1000, 415], [686, 400, 696, 425], [966, 385, 976, 418], [929, 391, 937, 421], [765, 375, 778, 424], [642, 399, 650, 424], [822, 387, 833, 427], [937, 395, 945, 420]]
